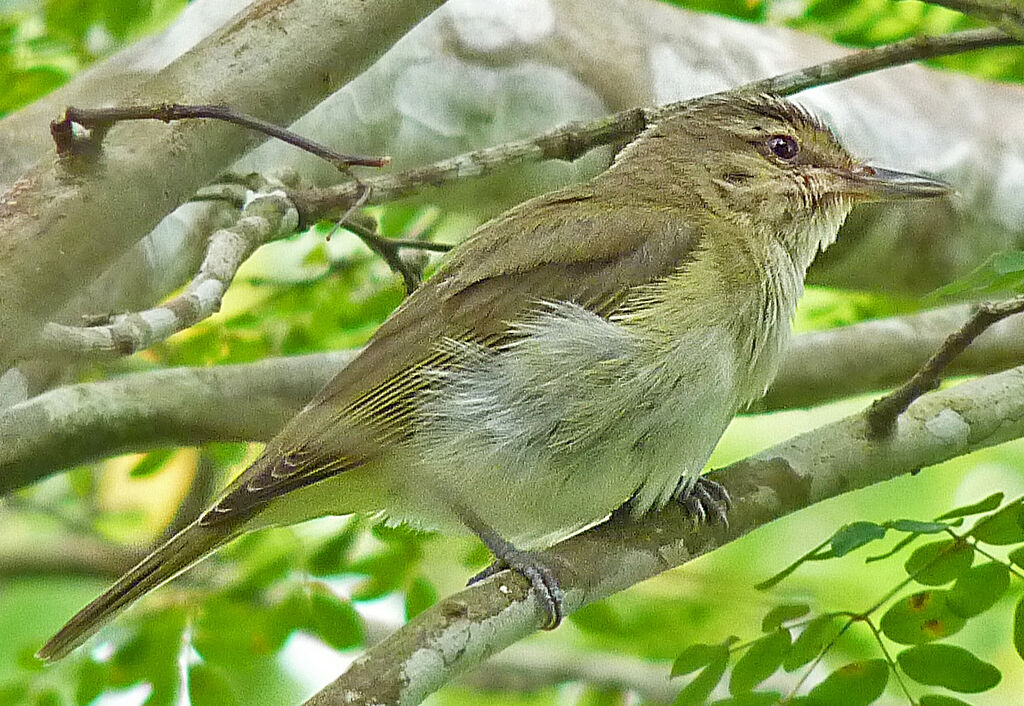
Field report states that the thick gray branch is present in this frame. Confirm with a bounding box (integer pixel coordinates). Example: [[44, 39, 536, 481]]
[[305, 364, 1024, 705], [4, 304, 1023, 494], [0, 0, 445, 370], [0, 352, 356, 494]]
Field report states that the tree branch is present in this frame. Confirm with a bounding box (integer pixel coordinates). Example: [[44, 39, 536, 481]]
[[51, 104, 390, 170], [5, 304, 1024, 492], [920, 0, 1024, 41], [866, 294, 1024, 435], [289, 27, 1020, 222], [23, 180, 298, 359], [0, 351, 357, 494], [0, 0, 446, 371], [304, 363, 1024, 706]]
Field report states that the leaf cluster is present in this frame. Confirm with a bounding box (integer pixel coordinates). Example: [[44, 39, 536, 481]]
[[671, 493, 1024, 705]]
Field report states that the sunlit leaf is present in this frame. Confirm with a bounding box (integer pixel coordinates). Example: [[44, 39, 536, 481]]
[[784, 615, 841, 672], [935, 493, 1004, 520], [805, 659, 888, 706], [919, 696, 974, 706], [189, 662, 240, 706], [898, 644, 1000, 692], [1014, 596, 1024, 662], [762, 603, 809, 632], [969, 499, 1024, 545], [881, 591, 965, 644], [308, 583, 363, 650], [946, 562, 1009, 618], [405, 576, 438, 620], [128, 448, 177, 478], [730, 628, 790, 694], [904, 540, 973, 585]]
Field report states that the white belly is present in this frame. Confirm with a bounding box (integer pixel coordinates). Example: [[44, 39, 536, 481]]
[[399, 302, 743, 548]]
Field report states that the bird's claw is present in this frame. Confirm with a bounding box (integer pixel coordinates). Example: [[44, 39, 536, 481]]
[[468, 550, 564, 629], [674, 475, 732, 529]]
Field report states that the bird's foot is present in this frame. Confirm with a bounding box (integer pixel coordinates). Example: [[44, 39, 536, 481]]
[[468, 548, 564, 630], [673, 475, 732, 528]]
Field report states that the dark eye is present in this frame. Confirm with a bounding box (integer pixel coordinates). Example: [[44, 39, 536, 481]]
[[767, 135, 799, 160]]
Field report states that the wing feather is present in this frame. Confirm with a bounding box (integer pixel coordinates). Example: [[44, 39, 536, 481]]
[[201, 185, 701, 526]]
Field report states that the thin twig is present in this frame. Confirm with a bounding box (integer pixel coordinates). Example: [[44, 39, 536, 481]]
[[25, 178, 300, 358], [50, 103, 390, 171], [738, 27, 1020, 97], [343, 217, 426, 295], [291, 27, 1020, 222], [867, 294, 1024, 436], [918, 0, 1024, 41]]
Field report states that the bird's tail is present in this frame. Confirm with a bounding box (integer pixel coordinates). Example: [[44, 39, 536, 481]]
[[37, 521, 225, 662]]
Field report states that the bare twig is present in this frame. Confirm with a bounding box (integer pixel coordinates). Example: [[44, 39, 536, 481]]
[[866, 294, 1024, 436], [51, 103, 390, 171], [290, 27, 1020, 222], [738, 27, 1020, 97], [342, 217, 429, 294], [24, 178, 299, 359]]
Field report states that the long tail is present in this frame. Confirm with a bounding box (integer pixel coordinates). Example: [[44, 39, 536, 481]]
[[37, 521, 226, 662]]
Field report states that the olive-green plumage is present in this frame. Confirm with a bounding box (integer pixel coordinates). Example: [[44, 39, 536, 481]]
[[40, 93, 950, 661]]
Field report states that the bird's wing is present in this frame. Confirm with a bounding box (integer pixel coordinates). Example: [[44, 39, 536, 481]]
[[201, 185, 701, 526]]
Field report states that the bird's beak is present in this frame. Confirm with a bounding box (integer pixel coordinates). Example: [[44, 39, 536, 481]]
[[835, 164, 953, 201]]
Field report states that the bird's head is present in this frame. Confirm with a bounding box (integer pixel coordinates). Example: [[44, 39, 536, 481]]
[[615, 92, 951, 265]]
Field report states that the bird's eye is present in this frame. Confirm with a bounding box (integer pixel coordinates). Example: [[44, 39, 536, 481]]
[[767, 135, 799, 161]]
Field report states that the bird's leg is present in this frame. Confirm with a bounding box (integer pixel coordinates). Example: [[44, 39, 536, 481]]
[[453, 501, 564, 629], [672, 475, 732, 528]]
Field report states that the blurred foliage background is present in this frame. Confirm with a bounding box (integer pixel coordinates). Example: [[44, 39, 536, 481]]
[[1, 1, 1023, 705]]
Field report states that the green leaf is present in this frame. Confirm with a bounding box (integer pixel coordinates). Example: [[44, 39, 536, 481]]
[[405, 575, 438, 620], [756, 525, 886, 590], [946, 562, 1009, 618], [888, 519, 948, 534], [309, 583, 363, 650], [569, 602, 623, 634], [904, 540, 973, 585], [969, 499, 1024, 545], [898, 644, 1001, 692], [866, 532, 919, 563], [710, 694, 781, 706], [1014, 596, 1024, 662], [830, 522, 887, 557], [672, 642, 730, 678], [75, 659, 108, 705], [784, 615, 841, 671], [189, 662, 240, 706], [673, 642, 731, 706], [805, 659, 888, 706], [928, 251, 1024, 299], [880, 590, 966, 644], [761, 603, 809, 632], [128, 448, 177, 478], [730, 629, 791, 694], [306, 523, 361, 576], [919, 696, 975, 706], [1008, 546, 1024, 569], [935, 492, 1004, 520]]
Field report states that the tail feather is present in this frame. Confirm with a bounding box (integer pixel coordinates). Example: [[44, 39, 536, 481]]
[[37, 521, 225, 662]]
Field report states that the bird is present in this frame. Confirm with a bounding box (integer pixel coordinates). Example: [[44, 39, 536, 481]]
[[39, 92, 951, 661]]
